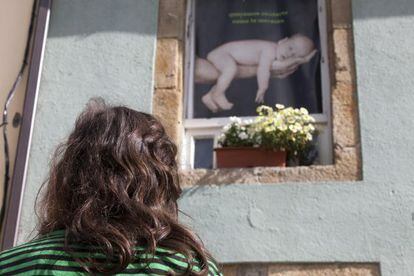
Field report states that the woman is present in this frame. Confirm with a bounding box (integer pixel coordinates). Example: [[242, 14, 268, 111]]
[[0, 99, 222, 275]]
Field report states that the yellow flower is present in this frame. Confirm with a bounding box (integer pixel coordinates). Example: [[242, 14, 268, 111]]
[[300, 107, 309, 115], [279, 125, 288, 131], [264, 126, 275, 132], [289, 125, 298, 133], [287, 118, 295, 124], [257, 105, 273, 115]]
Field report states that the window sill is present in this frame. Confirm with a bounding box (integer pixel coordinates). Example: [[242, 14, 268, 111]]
[[179, 147, 361, 187]]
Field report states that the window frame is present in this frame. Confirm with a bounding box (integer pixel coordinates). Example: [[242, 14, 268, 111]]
[[1, 0, 51, 250], [182, 0, 333, 170]]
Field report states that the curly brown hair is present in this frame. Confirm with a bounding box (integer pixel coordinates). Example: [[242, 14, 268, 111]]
[[36, 98, 211, 274]]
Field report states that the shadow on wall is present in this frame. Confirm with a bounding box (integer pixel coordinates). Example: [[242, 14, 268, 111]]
[[353, 0, 414, 19], [48, 0, 157, 37]]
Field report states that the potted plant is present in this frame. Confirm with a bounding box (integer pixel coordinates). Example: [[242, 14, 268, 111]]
[[214, 104, 317, 168]]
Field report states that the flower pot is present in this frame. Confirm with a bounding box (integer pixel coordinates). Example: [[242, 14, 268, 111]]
[[214, 147, 286, 168]]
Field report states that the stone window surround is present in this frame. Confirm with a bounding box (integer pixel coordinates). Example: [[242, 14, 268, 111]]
[[153, 0, 361, 187], [222, 263, 380, 276]]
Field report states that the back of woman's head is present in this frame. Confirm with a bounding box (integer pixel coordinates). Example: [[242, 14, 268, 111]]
[[37, 98, 210, 274]]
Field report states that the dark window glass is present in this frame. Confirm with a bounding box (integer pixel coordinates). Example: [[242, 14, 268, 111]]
[[193, 0, 322, 118], [194, 138, 214, 169]]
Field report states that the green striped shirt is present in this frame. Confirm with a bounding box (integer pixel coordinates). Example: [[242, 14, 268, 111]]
[[0, 230, 222, 275]]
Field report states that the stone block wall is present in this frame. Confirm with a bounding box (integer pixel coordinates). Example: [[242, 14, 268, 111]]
[[153, 0, 361, 184]]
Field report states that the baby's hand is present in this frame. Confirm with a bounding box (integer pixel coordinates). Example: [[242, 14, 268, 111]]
[[276, 66, 298, 79], [303, 49, 318, 62], [255, 89, 266, 103]]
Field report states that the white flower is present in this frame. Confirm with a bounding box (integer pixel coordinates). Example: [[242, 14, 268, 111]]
[[285, 107, 294, 114], [289, 125, 298, 133], [278, 124, 288, 131], [294, 123, 302, 130], [257, 105, 273, 115], [223, 124, 231, 131], [246, 126, 256, 135], [238, 132, 249, 140], [300, 107, 309, 115], [229, 116, 242, 124], [275, 104, 285, 109]]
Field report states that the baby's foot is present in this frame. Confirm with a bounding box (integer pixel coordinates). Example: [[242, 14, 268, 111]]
[[212, 93, 234, 110], [202, 93, 219, 113]]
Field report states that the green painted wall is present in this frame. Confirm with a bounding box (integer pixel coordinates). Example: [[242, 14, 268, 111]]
[[17, 0, 159, 242], [16, 0, 414, 275]]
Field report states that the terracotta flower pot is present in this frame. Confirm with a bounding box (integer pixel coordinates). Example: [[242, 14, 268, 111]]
[[214, 147, 287, 168]]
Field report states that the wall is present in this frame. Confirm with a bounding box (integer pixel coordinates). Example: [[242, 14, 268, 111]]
[[178, 0, 414, 275], [0, 0, 34, 214], [13, 0, 414, 275], [17, 0, 159, 243]]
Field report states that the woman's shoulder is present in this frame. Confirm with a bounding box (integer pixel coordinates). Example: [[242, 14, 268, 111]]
[[0, 230, 69, 275], [148, 247, 222, 275], [0, 230, 223, 275], [0, 230, 66, 258]]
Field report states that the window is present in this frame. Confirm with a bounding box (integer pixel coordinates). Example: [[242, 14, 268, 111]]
[[183, 0, 332, 169]]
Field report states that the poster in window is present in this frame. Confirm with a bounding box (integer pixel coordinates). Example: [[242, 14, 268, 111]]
[[193, 0, 322, 119]]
